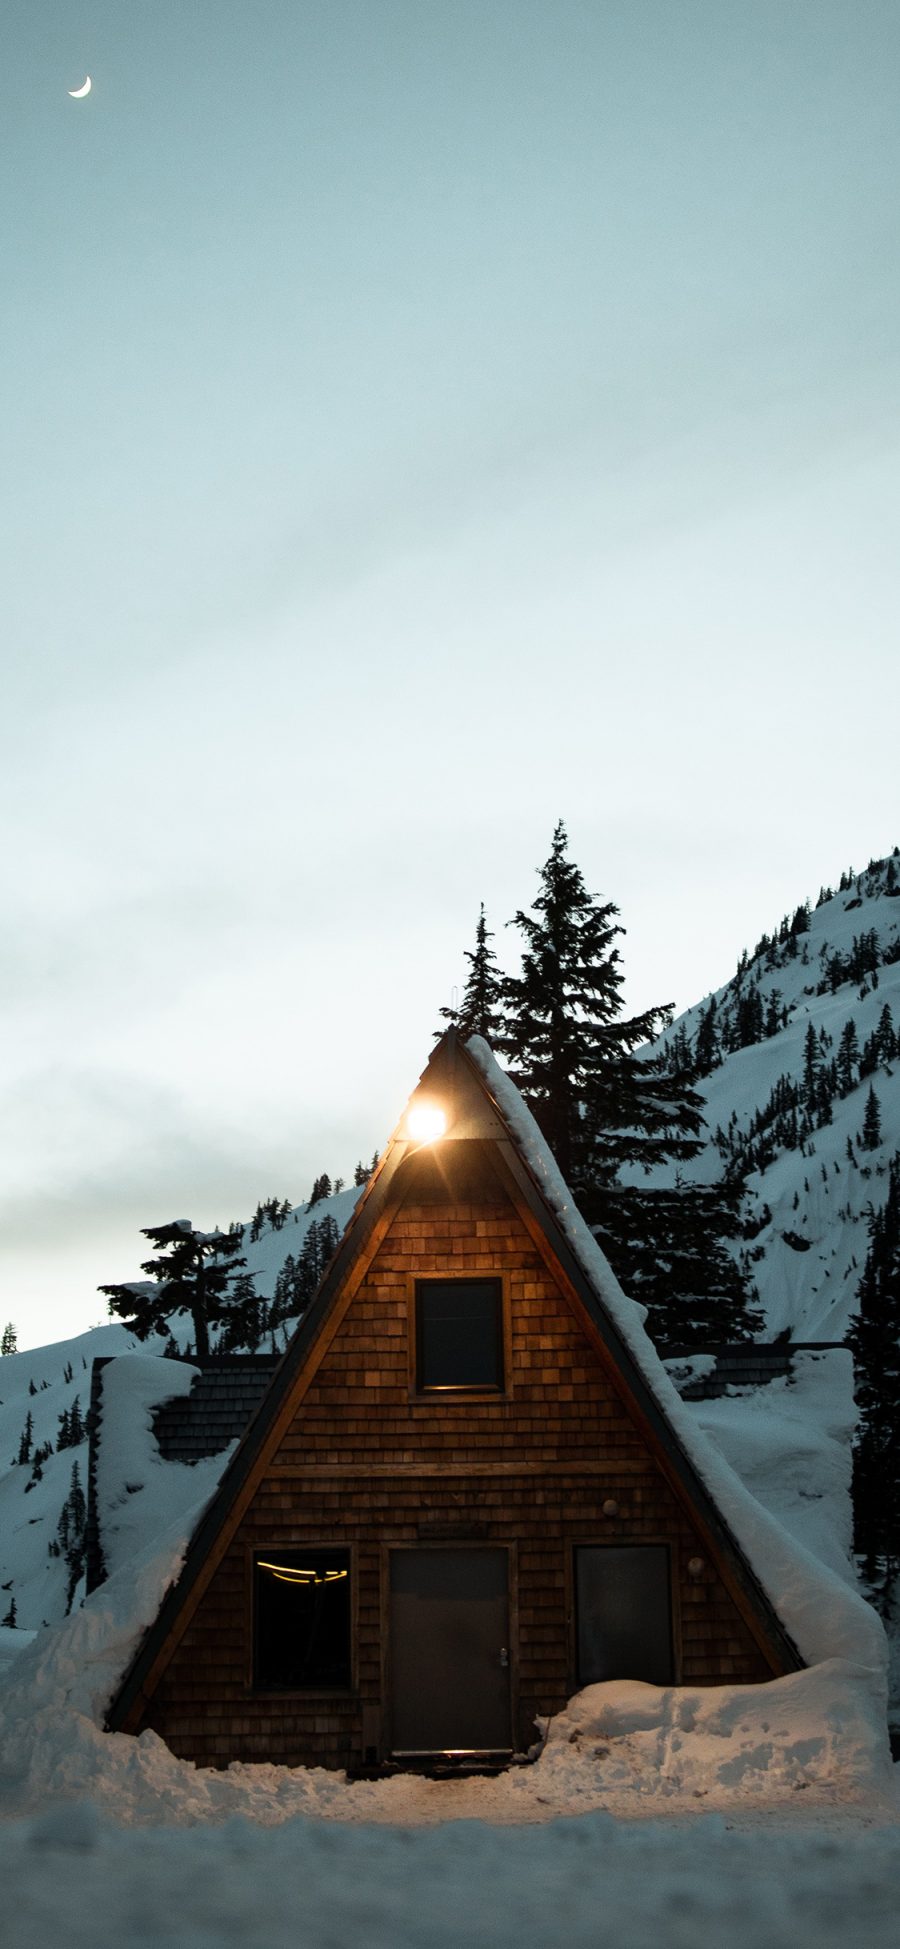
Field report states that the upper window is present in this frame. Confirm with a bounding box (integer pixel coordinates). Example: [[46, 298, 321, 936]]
[[254, 1548, 351, 1690], [415, 1277, 503, 1392]]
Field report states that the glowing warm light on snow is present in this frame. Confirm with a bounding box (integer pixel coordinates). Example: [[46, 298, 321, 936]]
[[407, 1100, 447, 1144]]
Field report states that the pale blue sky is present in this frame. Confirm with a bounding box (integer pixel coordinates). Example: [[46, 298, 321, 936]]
[[3, 2, 899, 1346]]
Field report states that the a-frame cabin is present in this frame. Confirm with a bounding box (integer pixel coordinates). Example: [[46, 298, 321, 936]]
[[106, 1032, 801, 1769]]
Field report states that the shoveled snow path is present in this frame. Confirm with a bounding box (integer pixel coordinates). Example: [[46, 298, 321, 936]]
[[2, 1798, 899, 1949]]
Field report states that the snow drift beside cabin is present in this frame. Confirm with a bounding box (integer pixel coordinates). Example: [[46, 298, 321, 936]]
[[465, 1037, 888, 1684]]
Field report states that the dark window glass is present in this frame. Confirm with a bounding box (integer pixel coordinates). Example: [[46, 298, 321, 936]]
[[416, 1279, 503, 1391], [254, 1549, 351, 1689], [575, 1545, 673, 1686]]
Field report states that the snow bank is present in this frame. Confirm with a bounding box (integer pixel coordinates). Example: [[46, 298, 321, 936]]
[[0, 1626, 36, 1677], [466, 1038, 888, 1688], [539, 1664, 888, 1802], [0, 1537, 892, 1825], [0, 1485, 236, 1819]]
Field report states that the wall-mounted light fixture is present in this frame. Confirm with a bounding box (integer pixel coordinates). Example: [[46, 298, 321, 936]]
[[407, 1099, 447, 1144], [687, 1555, 706, 1581], [601, 1498, 620, 1519]]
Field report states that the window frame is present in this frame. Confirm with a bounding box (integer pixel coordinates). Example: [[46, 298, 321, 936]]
[[408, 1274, 510, 1399], [249, 1543, 355, 1695], [569, 1540, 677, 1690]]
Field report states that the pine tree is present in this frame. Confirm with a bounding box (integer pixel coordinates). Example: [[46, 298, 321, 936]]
[[59, 1461, 87, 1614], [802, 1021, 820, 1118], [876, 1003, 897, 1065], [693, 998, 720, 1077], [100, 1222, 247, 1359], [615, 1177, 762, 1352], [441, 903, 504, 1042], [500, 823, 760, 1347], [861, 1085, 883, 1153], [1, 1322, 17, 1355], [17, 1410, 33, 1466], [218, 1272, 268, 1351], [848, 1155, 900, 1609], [836, 1018, 860, 1097], [501, 822, 698, 1186], [295, 1215, 341, 1305], [2, 1595, 16, 1628]]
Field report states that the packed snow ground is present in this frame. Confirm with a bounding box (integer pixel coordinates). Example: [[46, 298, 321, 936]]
[[0, 1533, 897, 1949], [0, 1197, 893, 1949], [1, 1798, 899, 1949]]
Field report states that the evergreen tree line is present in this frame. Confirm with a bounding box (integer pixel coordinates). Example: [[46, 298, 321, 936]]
[[442, 822, 761, 1350], [848, 1152, 900, 1617], [818, 928, 886, 996], [709, 1011, 893, 1185], [669, 854, 900, 1087], [816, 852, 900, 908], [102, 1201, 347, 1357], [216, 1217, 342, 1352], [12, 1394, 88, 1496]]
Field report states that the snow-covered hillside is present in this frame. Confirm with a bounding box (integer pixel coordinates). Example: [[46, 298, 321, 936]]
[[0, 1186, 359, 1636], [646, 851, 900, 1343]]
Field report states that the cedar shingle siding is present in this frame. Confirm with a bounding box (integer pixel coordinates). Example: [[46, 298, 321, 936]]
[[138, 1153, 772, 1770]]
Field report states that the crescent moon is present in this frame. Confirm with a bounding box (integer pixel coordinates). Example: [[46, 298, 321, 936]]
[[68, 76, 92, 98]]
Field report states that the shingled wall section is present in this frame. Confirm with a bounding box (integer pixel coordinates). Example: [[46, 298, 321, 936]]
[[142, 1160, 772, 1770]]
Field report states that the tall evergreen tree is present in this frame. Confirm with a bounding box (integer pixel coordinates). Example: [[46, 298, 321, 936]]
[[1, 1322, 17, 1355], [500, 822, 697, 1187], [861, 1084, 883, 1153], [802, 1021, 820, 1118], [100, 1221, 247, 1359], [836, 1018, 860, 1096], [499, 823, 760, 1347], [848, 1154, 900, 1610], [693, 997, 720, 1077], [441, 903, 504, 1043], [217, 1273, 269, 1352]]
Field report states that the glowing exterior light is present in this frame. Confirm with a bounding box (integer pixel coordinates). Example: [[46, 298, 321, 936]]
[[407, 1100, 447, 1144]]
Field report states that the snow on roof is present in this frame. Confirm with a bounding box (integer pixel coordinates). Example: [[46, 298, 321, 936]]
[[96, 1354, 237, 1582], [465, 1037, 888, 1683]]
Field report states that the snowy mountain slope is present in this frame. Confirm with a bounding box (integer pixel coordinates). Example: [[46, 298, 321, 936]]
[[234, 1183, 361, 1343], [0, 1187, 358, 1634], [0, 1324, 138, 1632], [644, 851, 900, 1342]]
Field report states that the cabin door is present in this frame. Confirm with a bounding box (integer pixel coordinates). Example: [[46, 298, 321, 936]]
[[389, 1547, 512, 1755]]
